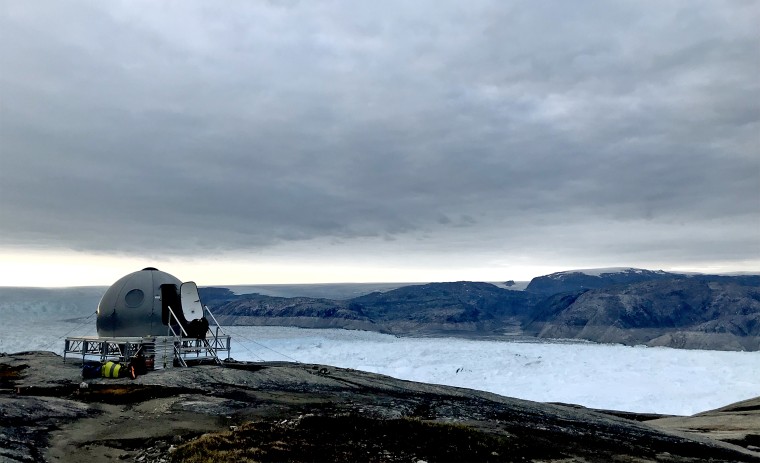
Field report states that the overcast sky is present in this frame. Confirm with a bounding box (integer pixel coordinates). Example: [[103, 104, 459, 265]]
[[1, 0, 758, 286]]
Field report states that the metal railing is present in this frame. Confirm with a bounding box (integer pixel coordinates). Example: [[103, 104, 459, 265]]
[[166, 306, 188, 337], [204, 305, 231, 358], [63, 337, 142, 363], [64, 305, 232, 368], [166, 305, 230, 366], [166, 306, 189, 367]]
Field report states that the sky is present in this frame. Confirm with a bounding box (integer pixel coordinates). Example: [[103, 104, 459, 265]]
[[0, 0, 758, 286]]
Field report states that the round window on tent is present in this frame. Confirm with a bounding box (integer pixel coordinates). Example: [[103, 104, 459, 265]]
[[125, 289, 145, 308]]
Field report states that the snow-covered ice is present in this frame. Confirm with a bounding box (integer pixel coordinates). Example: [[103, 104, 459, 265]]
[[551, 267, 668, 277], [1, 307, 758, 416], [224, 326, 758, 416]]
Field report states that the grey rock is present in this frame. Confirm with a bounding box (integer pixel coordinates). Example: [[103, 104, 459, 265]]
[[1, 351, 758, 462], [205, 272, 760, 351], [526, 278, 760, 350]]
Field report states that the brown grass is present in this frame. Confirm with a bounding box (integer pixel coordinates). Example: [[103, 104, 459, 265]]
[[169, 414, 532, 463]]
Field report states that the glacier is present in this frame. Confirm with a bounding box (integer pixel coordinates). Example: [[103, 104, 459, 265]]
[[2, 307, 757, 416], [225, 326, 760, 416], [1, 285, 757, 417]]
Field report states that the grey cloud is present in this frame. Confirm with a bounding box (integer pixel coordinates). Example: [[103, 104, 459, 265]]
[[0, 0, 758, 268]]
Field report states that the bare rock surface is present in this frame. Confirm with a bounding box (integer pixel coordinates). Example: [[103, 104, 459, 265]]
[[206, 275, 760, 351], [1, 351, 758, 462], [649, 396, 760, 452]]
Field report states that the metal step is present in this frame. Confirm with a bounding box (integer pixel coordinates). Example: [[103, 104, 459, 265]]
[[177, 346, 216, 353], [165, 305, 230, 367], [183, 357, 220, 363]]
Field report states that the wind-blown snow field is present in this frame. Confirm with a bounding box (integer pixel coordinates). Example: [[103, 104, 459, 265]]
[[1, 289, 758, 416]]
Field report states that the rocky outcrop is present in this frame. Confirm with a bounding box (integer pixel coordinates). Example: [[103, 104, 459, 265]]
[[2, 351, 759, 462], [525, 278, 760, 349], [348, 281, 538, 334], [525, 268, 683, 295], [207, 275, 760, 350], [650, 396, 760, 452], [212, 282, 539, 336], [213, 294, 362, 321]]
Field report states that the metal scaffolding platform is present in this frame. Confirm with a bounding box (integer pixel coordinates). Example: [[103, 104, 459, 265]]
[[64, 306, 231, 367]]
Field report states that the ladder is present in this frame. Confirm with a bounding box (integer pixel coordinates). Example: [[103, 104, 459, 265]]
[[167, 306, 231, 367]]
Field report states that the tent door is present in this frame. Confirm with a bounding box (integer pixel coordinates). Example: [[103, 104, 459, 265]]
[[161, 284, 183, 326]]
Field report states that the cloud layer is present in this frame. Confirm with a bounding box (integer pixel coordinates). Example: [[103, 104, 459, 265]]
[[1, 1, 758, 275]]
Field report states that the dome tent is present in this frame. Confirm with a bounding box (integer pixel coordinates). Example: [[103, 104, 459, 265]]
[[65, 267, 230, 367], [96, 267, 196, 337]]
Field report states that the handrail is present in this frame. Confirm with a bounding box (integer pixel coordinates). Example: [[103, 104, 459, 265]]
[[161, 304, 230, 367], [203, 305, 228, 365], [204, 305, 227, 336], [167, 324, 181, 339], [173, 344, 187, 367], [167, 306, 188, 337]]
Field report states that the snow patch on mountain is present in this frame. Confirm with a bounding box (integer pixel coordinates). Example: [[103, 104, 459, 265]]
[[550, 268, 671, 278]]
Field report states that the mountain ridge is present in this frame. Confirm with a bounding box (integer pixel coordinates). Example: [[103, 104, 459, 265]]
[[1, 268, 757, 351], [203, 269, 760, 350]]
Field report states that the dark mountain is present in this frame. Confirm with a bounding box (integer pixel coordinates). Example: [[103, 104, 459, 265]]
[[692, 274, 760, 286], [349, 281, 539, 334], [211, 282, 539, 336], [207, 283, 413, 300], [525, 278, 760, 350], [198, 287, 240, 307], [525, 268, 684, 295], [203, 271, 760, 351], [211, 293, 376, 331]]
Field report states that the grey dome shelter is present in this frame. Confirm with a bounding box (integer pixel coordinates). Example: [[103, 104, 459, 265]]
[[97, 267, 184, 337], [65, 268, 231, 368]]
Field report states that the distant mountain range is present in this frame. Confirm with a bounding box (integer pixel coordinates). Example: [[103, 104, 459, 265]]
[[525, 268, 680, 294], [203, 268, 760, 351]]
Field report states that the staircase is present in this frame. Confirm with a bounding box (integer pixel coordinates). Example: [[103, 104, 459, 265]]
[[167, 305, 231, 367], [63, 307, 231, 368]]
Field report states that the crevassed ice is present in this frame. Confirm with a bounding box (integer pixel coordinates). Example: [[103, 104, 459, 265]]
[[3, 316, 758, 416]]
